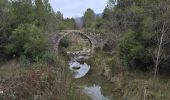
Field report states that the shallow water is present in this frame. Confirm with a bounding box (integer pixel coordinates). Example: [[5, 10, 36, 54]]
[[67, 51, 112, 100], [83, 85, 110, 100], [69, 61, 90, 78]]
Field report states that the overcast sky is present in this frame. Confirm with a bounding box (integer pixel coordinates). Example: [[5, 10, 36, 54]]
[[49, 0, 108, 18]]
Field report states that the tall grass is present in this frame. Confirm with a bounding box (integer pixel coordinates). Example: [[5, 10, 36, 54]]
[[0, 55, 85, 99]]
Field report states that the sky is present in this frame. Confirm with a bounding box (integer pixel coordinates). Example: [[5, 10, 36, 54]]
[[49, 0, 108, 18]]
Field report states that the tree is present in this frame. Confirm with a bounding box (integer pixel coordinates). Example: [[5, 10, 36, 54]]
[[106, 0, 170, 73], [83, 8, 95, 29], [152, 0, 170, 80], [0, 0, 59, 61], [0, 0, 10, 61], [0, 0, 9, 27], [107, 0, 117, 9], [10, 0, 35, 28], [63, 18, 76, 30], [43, 0, 52, 13], [56, 11, 63, 21], [94, 16, 104, 32], [6, 24, 48, 61], [55, 11, 64, 30], [35, 0, 46, 27]]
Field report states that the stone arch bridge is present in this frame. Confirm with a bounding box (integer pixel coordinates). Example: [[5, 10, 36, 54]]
[[47, 30, 105, 55]]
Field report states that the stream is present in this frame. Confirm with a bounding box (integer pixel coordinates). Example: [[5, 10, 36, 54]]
[[68, 52, 112, 100]]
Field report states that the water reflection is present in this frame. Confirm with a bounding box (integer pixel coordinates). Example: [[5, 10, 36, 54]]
[[69, 61, 90, 78], [83, 85, 110, 100], [67, 52, 112, 99]]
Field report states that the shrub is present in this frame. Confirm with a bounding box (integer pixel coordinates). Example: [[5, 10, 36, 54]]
[[42, 51, 58, 64], [19, 55, 31, 68], [119, 29, 154, 71], [59, 37, 69, 48], [6, 24, 48, 61]]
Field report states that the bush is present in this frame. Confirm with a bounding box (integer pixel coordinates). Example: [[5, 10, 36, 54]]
[[59, 37, 69, 48], [19, 55, 31, 68], [119, 29, 154, 71], [42, 51, 58, 64], [6, 24, 48, 61]]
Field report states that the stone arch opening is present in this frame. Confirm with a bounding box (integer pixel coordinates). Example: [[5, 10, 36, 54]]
[[55, 32, 94, 55]]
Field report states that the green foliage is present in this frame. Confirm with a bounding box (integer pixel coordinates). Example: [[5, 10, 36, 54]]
[[35, 0, 46, 27], [94, 16, 105, 33], [0, 0, 10, 61], [83, 8, 95, 29], [105, 0, 170, 72], [19, 55, 31, 68], [119, 30, 154, 71], [55, 11, 64, 30], [0, 0, 72, 62], [62, 18, 76, 30], [42, 51, 58, 64], [10, 0, 36, 28], [102, 8, 111, 20], [6, 24, 48, 61], [54, 12, 76, 30], [59, 37, 70, 48]]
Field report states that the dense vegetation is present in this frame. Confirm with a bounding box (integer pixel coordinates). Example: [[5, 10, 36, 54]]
[[80, 0, 170, 73], [0, 0, 76, 62], [0, 0, 78, 99], [0, 0, 170, 99], [80, 1, 170, 99], [107, 0, 170, 74]]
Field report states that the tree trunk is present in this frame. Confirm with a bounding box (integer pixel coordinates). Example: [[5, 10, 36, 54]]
[[153, 23, 166, 81]]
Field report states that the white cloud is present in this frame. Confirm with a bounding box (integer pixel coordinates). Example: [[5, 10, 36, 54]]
[[49, 0, 108, 18]]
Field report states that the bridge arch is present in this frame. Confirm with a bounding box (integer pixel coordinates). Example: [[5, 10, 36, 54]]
[[54, 31, 94, 55]]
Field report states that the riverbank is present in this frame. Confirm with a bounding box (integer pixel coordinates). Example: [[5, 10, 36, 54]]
[[1, 51, 170, 100], [86, 51, 170, 100], [2, 47, 166, 100]]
